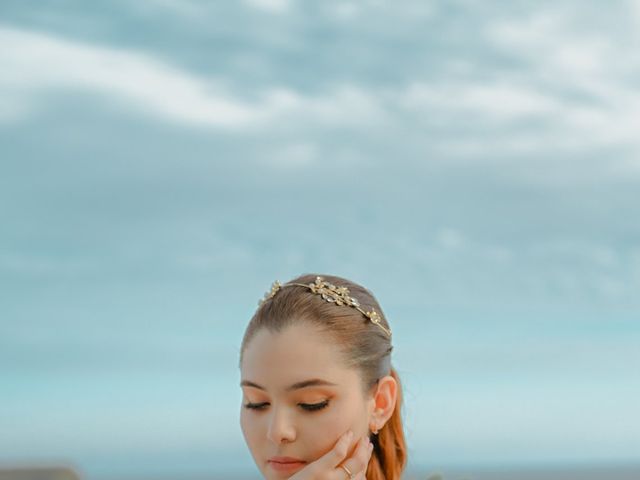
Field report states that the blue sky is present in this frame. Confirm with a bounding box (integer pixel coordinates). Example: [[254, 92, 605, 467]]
[[1, 1, 640, 478]]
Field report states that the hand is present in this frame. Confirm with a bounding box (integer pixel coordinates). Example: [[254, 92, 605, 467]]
[[289, 430, 373, 480]]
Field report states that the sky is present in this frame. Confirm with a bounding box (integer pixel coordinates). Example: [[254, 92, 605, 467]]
[[1, 0, 640, 479]]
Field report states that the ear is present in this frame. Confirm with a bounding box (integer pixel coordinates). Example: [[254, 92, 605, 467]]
[[368, 375, 397, 433]]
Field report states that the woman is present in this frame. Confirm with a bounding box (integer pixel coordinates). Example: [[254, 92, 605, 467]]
[[239, 273, 407, 479]]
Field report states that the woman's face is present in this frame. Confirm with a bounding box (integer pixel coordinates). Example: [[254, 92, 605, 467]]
[[240, 323, 375, 479]]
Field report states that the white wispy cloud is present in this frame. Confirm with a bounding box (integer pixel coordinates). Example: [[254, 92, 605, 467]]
[[337, 3, 640, 166], [0, 26, 261, 127], [401, 81, 561, 120], [243, 0, 291, 14], [266, 142, 319, 167], [398, 75, 638, 160], [484, 7, 640, 152], [0, 26, 385, 129], [632, 0, 640, 24], [133, 0, 208, 19]]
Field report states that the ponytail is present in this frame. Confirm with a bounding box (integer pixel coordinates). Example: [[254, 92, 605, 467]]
[[366, 367, 407, 480]]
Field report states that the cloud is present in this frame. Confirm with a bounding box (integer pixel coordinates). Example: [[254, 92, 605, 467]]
[[434, 227, 467, 250], [3, 8, 638, 166], [267, 142, 319, 167], [487, 8, 610, 76], [0, 26, 261, 127], [398, 77, 638, 160], [133, 0, 208, 18], [632, 0, 640, 24], [0, 91, 32, 123], [482, 7, 640, 152], [0, 251, 97, 277], [243, 0, 290, 13], [401, 81, 561, 120], [0, 25, 386, 129]]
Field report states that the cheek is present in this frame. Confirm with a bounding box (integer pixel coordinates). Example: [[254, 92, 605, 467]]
[[240, 409, 261, 454], [308, 400, 367, 460]]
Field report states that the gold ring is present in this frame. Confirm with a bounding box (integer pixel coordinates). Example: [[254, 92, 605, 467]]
[[340, 464, 355, 479]]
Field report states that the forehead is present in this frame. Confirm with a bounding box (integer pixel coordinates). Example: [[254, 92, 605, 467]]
[[241, 324, 354, 389]]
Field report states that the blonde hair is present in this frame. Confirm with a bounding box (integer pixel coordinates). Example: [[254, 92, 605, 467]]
[[240, 273, 407, 480]]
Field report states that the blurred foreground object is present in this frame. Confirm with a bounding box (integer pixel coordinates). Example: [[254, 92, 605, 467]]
[[0, 467, 80, 480]]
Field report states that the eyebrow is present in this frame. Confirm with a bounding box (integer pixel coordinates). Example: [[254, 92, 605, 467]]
[[240, 378, 338, 392]]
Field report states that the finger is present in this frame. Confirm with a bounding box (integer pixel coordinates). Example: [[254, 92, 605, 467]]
[[314, 430, 354, 470], [351, 444, 373, 479], [339, 435, 373, 477]]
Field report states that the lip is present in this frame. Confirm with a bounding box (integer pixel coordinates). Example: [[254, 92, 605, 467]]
[[267, 457, 307, 473]]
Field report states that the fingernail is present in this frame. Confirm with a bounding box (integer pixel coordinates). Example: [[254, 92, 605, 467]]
[[346, 430, 353, 439], [368, 442, 374, 451]]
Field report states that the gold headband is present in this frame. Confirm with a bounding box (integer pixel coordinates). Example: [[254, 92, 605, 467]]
[[258, 276, 392, 338]]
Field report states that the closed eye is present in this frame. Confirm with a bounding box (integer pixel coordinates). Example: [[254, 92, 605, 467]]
[[300, 400, 329, 411], [243, 402, 268, 410], [243, 400, 330, 412]]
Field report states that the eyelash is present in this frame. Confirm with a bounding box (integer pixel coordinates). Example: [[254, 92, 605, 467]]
[[243, 400, 329, 412]]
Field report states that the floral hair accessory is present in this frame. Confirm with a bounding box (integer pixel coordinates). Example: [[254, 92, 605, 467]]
[[258, 276, 392, 338]]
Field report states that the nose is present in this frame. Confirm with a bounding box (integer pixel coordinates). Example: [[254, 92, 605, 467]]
[[266, 405, 296, 444]]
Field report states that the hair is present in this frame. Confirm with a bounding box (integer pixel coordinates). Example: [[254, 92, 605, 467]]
[[239, 273, 407, 480]]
